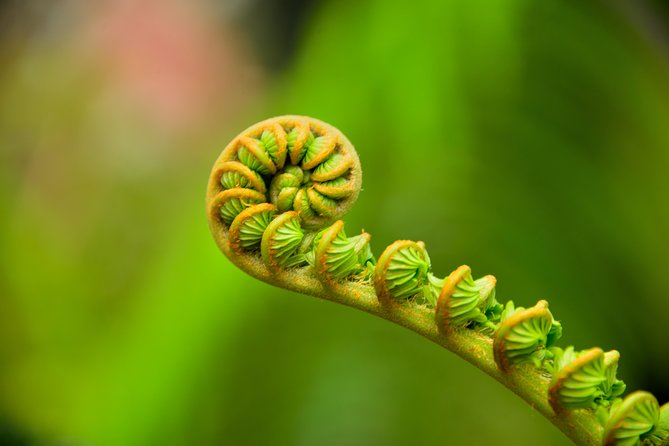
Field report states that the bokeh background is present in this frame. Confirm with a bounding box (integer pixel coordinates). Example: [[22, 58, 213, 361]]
[[1, 0, 668, 445]]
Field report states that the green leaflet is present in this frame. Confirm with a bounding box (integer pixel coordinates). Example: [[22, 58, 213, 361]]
[[354, 235, 376, 278], [476, 275, 502, 332], [499, 300, 520, 319], [654, 403, 669, 445], [271, 172, 301, 190], [302, 135, 336, 170], [300, 133, 321, 167], [269, 172, 301, 210], [374, 240, 444, 307], [294, 189, 317, 222], [550, 348, 606, 410], [549, 348, 625, 411], [447, 269, 485, 326], [324, 232, 368, 279], [382, 244, 429, 299], [227, 203, 277, 254], [493, 300, 562, 370], [306, 188, 338, 217], [374, 240, 431, 304], [285, 127, 299, 149], [218, 191, 265, 225], [217, 161, 267, 195], [269, 218, 304, 266], [221, 170, 251, 190], [436, 266, 498, 328], [311, 221, 375, 281], [219, 197, 247, 225], [284, 165, 304, 181], [313, 176, 355, 199], [311, 152, 351, 182], [237, 138, 275, 175], [237, 147, 271, 175], [602, 391, 667, 446], [600, 351, 626, 406], [237, 209, 274, 250], [546, 345, 579, 375], [288, 128, 311, 164], [261, 212, 305, 268], [259, 129, 284, 168], [276, 187, 299, 213], [546, 319, 563, 349], [423, 273, 444, 307], [504, 315, 551, 362]]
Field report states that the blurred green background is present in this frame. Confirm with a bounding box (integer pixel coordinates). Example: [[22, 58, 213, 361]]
[[1, 0, 668, 445]]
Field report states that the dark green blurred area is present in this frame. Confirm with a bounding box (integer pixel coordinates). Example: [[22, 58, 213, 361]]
[[1, 0, 668, 445]]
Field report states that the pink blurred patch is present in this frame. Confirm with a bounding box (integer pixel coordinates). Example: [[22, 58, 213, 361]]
[[81, 0, 263, 133]]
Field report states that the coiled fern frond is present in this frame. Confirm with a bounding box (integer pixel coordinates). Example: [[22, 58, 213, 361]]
[[206, 116, 668, 446]]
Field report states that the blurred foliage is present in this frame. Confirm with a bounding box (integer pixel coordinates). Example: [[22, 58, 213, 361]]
[[1, 0, 668, 445]]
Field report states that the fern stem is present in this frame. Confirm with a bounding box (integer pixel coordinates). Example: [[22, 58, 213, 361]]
[[215, 242, 603, 446], [206, 115, 668, 446]]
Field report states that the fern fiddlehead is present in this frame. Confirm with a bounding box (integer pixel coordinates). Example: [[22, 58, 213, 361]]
[[206, 116, 669, 446]]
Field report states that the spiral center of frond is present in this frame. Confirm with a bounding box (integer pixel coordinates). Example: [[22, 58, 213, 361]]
[[210, 116, 361, 231]]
